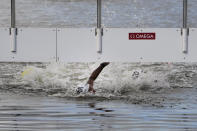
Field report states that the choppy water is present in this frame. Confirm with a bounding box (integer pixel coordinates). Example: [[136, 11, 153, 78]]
[[0, 0, 197, 28], [1, 61, 197, 130], [0, 62, 197, 104]]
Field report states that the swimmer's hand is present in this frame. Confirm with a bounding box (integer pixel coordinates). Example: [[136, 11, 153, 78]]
[[88, 87, 96, 94], [100, 62, 110, 67]]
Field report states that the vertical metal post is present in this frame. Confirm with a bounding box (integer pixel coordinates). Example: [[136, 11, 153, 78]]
[[96, 0, 102, 53], [10, 0, 17, 53], [11, 0, 15, 28], [97, 0, 101, 29], [183, 0, 187, 28], [182, 0, 188, 54]]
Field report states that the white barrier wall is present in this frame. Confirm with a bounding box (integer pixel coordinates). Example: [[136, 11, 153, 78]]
[[188, 28, 197, 62], [58, 28, 98, 62], [101, 28, 183, 62], [0, 28, 10, 61], [0, 28, 197, 62], [0, 28, 56, 62], [16, 28, 56, 62]]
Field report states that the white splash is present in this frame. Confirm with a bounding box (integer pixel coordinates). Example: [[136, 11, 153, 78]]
[[21, 62, 171, 98]]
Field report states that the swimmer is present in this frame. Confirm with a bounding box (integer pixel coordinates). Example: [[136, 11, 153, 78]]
[[76, 62, 110, 94]]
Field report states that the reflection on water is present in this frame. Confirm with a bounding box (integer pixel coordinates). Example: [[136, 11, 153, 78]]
[[0, 92, 197, 131]]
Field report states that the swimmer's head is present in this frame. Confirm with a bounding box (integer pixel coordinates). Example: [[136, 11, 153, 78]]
[[76, 86, 84, 94]]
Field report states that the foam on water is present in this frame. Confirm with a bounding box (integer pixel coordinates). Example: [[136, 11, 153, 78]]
[[0, 62, 197, 106], [17, 63, 197, 100]]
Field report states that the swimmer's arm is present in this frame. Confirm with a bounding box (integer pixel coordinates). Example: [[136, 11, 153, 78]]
[[87, 62, 109, 93], [87, 62, 110, 82]]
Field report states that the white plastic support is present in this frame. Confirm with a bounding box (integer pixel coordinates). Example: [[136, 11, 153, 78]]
[[182, 28, 188, 53], [10, 28, 17, 52], [96, 28, 102, 53]]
